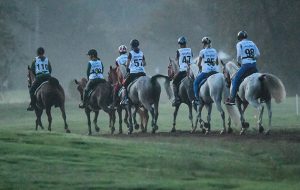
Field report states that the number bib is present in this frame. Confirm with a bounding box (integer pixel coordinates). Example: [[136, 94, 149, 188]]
[[129, 50, 145, 73], [238, 40, 258, 64], [178, 48, 192, 71], [35, 57, 50, 75], [89, 60, 104, 80], [200, 48, 218, 73]]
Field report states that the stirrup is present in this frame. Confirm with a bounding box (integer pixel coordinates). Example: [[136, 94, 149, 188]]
[[79, 102, 86, 109], [27, 105, 35, 111], [225, 98, 235, 105], [172, 99, 180, 107]]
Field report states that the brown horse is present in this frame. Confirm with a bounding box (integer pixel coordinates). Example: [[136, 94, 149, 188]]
[[74, 78, 116, 135], [27, 66, 70, 133], [108, 66, 149, 133]]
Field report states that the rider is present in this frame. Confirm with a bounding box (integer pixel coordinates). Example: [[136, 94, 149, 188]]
[[172, 36, 193, 106], [225, 31, 260, 105], [27, 47, 52, 111], [193, 37, 219, 106], [79, 49, 105, 108], [120, 39, 146, 105]]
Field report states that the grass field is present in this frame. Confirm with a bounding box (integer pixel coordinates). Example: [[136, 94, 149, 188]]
[[0, 93, 300, 190]]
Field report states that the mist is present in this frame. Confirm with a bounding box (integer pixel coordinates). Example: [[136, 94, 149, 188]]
[[1, 0, 299, 97]]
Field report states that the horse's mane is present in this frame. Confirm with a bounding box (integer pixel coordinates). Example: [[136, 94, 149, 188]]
[[118, 64, 127, 78], [189, 64, 199, 78], [225, 61, 239, 78]]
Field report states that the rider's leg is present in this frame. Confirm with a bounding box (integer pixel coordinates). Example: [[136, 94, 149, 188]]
[[172, 73, 181, 107], [27, 77, 42, 111], [193, 72, 207, 101], [120, 74, 134, 105], [79, 79, 94, 108]]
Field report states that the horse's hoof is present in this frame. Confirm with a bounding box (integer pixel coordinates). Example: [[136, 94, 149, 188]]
[[66, 129, 71, 133], [259, 125, 264, 133], [240, 130, 246, 135], [134, 124, 140, 130], [119, 129, 123, 134], [151, 128, 156, 134], [220, 130, 225, 135], [201, 128, 206, 134], [242, 122, 250, 129], [190, 129, 196, 134], [205, 130, 210, 135], [170, 127, 176, 133], [227, 127, 233, 134], [88, 132, 92, 136], [95, 127, 100, 132], [264, 130, 270, 135], [48, 128, 51, 132], [111, 127, 115, 135], [128, 127, 133, 134], [204, 123, 210, 130]]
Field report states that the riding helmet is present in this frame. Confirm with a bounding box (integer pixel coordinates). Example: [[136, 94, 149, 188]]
[[118, 45, 127, 53], [178, 36, 187, 45], [37, 47, 45, 55], [201, 37, 211, 44], [237, 31, 248, 41], [87, 49, 98, 57], [130, 39, 139, 48]]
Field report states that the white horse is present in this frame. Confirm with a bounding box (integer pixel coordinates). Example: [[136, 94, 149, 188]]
[[189, 63, 241, 134], [222, 61, 286, 135]]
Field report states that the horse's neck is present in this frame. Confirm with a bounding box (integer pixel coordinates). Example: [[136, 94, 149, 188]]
[[227, 63, 238, 79], [189, 64, 199, 78], [118, 65, 127, 78], [171, 60, 180, 74]]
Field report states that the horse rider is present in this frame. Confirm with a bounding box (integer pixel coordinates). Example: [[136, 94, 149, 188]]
[[79, 49, 105, 108], [225, 31, 260, 105], [120, 39, 146, 105], [193, 37, 219, 107], [27, 47, 52, 111], [172, 36, 193, 106], [110, 45, 128, 108]]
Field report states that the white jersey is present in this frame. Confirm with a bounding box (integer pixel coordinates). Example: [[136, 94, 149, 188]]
[[199, 48, 218, 73], [35, 56, 50, 75], [129, 50, 145, 74], [236, 39, 260, 65], [178, 48, 193, 72], [89, 60, 104, 80], [116, 54, 128, 65]]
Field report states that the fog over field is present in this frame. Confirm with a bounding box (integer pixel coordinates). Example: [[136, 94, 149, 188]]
[[0, 0, 299, 96]]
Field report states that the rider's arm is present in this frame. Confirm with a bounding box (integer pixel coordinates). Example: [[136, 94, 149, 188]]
[[86, 62, 91, 79], [126, 53, 132, 70], [142, 55, 146, 66], [236, 43, 242, 65], [255, 45, 260, 59], [48, 60, 52, 74], [30, 60, 36, 76]]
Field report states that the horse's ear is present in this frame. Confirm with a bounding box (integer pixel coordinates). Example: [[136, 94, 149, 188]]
[[220, 59, 225, 66], [27, 65, 30, 70], [74, 79, 79, 84], [169, 57, 172, 62], [110, 65, 113, 70]]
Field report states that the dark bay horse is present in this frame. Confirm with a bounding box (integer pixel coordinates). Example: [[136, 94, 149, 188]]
[[108, 66, 149, 133], [27, 66, 70, 133], [74, 78, 115, 135]]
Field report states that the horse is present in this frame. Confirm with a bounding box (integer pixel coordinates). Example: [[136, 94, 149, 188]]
[[188, 62, 241, 134], [74, 78, 115, 135], [27, 66, 70, 133], [222, 61, 286, 135], [115, 64, 172, 134], [108, 65, 149, 133], [167, 58, 195, 133]]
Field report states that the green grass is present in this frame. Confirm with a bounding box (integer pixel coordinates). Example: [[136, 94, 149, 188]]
[[0, 96, 300, 189]]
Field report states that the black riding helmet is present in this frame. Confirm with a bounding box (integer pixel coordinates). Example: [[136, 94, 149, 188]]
[[201, 37, 211, 45], [178, 36, 187, 45], [237, 31, 248, 41], [87, 49, 98, 57], [37, 47, 45, 55], [130, 39, 139, 48]]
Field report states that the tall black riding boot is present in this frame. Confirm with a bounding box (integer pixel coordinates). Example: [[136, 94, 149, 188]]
[[27, 95, 36, 111], [172, 84, 180, 107]]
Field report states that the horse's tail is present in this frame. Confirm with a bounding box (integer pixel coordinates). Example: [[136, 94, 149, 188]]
[[260, 73, 286, 103], [151, 74, 173, 99], [222, 78, 241, 127], [48, 77, 60, 87]]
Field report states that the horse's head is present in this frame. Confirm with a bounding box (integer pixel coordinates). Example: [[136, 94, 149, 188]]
[[220, 61, 239, 87], [168, 57, 178, 80], [188, 63, 199, 80], [27, 65, 35, 88], [74, 78, 88, 99], [108, 65, 119, 85]]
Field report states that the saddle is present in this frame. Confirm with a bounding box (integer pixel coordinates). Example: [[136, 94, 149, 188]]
[[34, 81, 48, 95]]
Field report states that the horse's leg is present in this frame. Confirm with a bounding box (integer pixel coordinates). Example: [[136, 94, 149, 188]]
[[153, 102, 159, 132], [193, 100, 204, 133], [93, 110, 100, 133], [265, 100, 272, 135], [188, 103, 194, 132], [143, 109, 149, 133], [215, 100, 226, 135], [60, 105, 70, 133], [102, 107, 115, 134], [117, 107, 123, 134], [248, 98, 264, 134], [227, 116, 232, 133], [132, 106, 139, 130], [35, 109, 43, 130], [204, 103, 212, 135], [45, 107, 52, 132], [85, 108, 92, 135], [237, 98, 248, 135], [126, 104, 133, 134], [171, 105, 180, 133]]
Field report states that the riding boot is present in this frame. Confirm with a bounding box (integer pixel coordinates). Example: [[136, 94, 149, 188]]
[[120, 87, 129, 105], [172, 84, 180, 107], [225, 96, 236, 105], [27, 95, 36, 111]]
